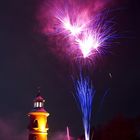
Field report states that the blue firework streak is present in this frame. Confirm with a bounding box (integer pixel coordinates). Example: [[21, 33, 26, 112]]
[[74, 74, 95, 140]]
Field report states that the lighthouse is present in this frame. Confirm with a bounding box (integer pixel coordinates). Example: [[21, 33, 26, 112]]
[[28, 93, 49, 140]]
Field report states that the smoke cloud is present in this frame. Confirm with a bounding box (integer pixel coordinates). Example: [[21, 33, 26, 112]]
[[49, 131, 74, 140], [0, 117, 27, 140]]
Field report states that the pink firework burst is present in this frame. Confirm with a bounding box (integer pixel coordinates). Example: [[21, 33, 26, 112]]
[[59, 12, 115, 59], [38, 0, 116, 61]]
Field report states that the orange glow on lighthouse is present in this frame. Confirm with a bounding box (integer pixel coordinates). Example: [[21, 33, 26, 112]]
[[28, 93, 49, 140]]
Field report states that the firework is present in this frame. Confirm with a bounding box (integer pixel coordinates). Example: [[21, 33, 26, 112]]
[[38, 0, 116, 61], [54, 8, 115, 59], [55, 10, 115, 58], [74, 74, 95, 140]]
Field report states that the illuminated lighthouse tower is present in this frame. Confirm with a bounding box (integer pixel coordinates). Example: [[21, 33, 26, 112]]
[[28, 93, 49, 140]]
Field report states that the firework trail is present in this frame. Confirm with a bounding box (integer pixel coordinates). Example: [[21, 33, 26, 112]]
[[66, 126, 70, 140], [74, 74, 95, 140]]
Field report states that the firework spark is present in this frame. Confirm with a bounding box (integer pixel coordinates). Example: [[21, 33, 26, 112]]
[[74, 74, 95, 140]]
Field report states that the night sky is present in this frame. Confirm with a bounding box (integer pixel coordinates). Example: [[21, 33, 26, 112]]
[[0, 0, 139, 139]]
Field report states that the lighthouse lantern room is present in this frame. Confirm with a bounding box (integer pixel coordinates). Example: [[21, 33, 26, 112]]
[[28, 93, 49, 140]]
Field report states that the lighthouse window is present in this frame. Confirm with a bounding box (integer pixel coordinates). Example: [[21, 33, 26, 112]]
[[34, 102, 43, 108], [33, 136, 37, 140], [36, 102, 39, 107], [33, 120, 38, 128], [34, 102, 39, 108], [40, 102, 43, 107], [46, 122, 48, 128], [34, 102, 36, 108], [40, 102, 42, 107]]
